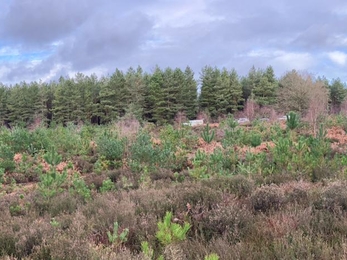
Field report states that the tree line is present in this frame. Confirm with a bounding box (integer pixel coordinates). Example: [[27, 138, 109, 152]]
[[0, 65, 346, 127]]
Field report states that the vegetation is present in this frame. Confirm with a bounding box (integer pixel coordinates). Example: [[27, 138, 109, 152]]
[[1, 65, 345, 128], [1, 65, 347, 259], [0, 113, 347, 259]]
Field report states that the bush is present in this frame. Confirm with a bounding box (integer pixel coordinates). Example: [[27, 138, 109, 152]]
[[286, 111, 300, 130], [0, 231, 16, 257], [130, 131, 158, 171], [318, 182, 347, 212], [207, 203, 254, 243], [0, 143, 15, 172], [202, 175, 254, 198], [249, 133, 262, 147], [97, 132, 125, 162], [250, 184, 285, 213]]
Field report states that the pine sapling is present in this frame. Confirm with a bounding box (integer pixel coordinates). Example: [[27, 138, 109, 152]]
[[286, 111, 300, 130], [107, 221, 129, 245], [156, 211, 191, 246], [201, 123, 215, 144]]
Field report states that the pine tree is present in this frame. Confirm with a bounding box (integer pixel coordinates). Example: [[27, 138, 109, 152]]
[[252, 66, 278, 106], [5, 82, 42, 126], [99, 69, 128, 123], [182, 66, 198, 119], [125, 66, 145, 119], [0, 85, 10, 126], [162, 67, 186, 123], [199, 66, 220, 118], [40, 82, 55, 125], [52, 77, 73, 124], [143, 66, 166, 124], [241, 66, 262, 102], [329, 78, 346, 113]]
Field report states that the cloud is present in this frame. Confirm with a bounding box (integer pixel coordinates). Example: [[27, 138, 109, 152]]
[[57, 11, 154, 71], [0, 0, 100, 46], [327, 51, 347, 66], [0, 0, 347, 84]]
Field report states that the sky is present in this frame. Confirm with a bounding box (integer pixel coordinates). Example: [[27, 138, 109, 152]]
[[0, 0, 347, 85]]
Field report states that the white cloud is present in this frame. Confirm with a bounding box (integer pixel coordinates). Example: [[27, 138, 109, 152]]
[[146, 0, 224, 28], [0, 65, 11, 79], [245, 49, 314, 71], [327, 51, 347, 66], [272, 51, 314, 70]]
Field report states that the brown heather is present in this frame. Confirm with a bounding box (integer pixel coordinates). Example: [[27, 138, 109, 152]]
[[3, 116, 347, 259]]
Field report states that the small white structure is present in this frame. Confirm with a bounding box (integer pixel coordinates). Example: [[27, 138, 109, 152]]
[[183, 119, 204, 126], [237, 118, 250, 124]]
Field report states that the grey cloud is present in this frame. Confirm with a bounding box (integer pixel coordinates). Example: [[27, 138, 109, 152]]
[[57, 11, 154, 71], [1, 0, 347, 83], [0, 0, 105, 46]]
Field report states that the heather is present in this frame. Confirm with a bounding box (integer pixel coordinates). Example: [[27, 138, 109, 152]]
[[2, 113, 347, 259]]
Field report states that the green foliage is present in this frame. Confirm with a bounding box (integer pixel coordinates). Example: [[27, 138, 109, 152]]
[[70, 173, 91, 200], [249, 132, 262, 147], [43, 147, 62, 166], [286, 111, 300, 130], [13, 153, 41, 182], [201, 123, 215, 144], [205, 253, 220, 260], [317, 123, 327, 141], [96, 131, 125, 162], [329, 78, 347, 113], [107, 221, 129, 245], [252, 66, 278, 106], [50, 218, 60, 228], [0, 167, 4, 184], [39, 169, 67, 198], [141, 241, 154, 259], [200, 66, 244, 118], [130, 131, 159, 171], [9, 203, 26, 216], [156, 211, 191, 246], [0, 143, 15, 172], [99, 178, 115, 193]]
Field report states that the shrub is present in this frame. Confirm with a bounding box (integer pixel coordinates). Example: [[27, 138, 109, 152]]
[[0, 143, 15, 172], [319, 182, 347, 212], [38, 169, 67, 198], [249, 132, 262, 147], [96, 132, 125, 162], [0, 231, 16, 257], [99, 178, 115, 193], [43, 147, 62, 166], [49, 191, 80, 217], [205, 253, 220, 260], [202, 175, 254, 198], [286, 111, 300, 130], [156, 211, 191, 246], [207, 203, 254, 243], [250, 184, 285, 213], [70, 174, 92, 201], [14, 218, 53, 258], [201, 124, 215, 144], [130, 131, 159, 171], [107, 221, 129, 246]]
